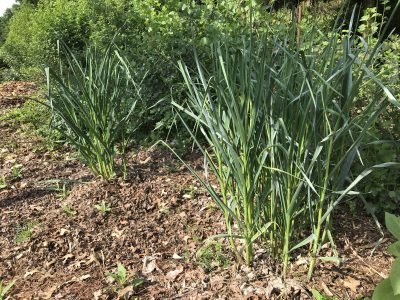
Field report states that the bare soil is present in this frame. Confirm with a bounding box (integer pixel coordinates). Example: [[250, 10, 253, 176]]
[[0, 82, 393, 299]]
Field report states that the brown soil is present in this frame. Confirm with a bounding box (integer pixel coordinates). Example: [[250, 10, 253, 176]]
[[0, 81, 393, 299]]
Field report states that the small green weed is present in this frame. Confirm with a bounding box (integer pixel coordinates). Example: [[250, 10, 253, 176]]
[[0, 176, 7, 190], [196, 241, 231, 272], [10, 164, 24, 180], [61, 204, 77, 217], [311, 289, 339, 300], [15, 221, 36, 244], [182, 185, 197, 199], [158, 203, 170, 215], [185, 225, 203, 244], [45, 180, 70, 199], [0, 279, 16, 300], [107, 263, 128, 286], [106, 263, 145, 289], [94, 201, 111, 214]]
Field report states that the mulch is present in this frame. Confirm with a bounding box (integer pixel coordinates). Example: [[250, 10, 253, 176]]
[[0, 81, 393, 299]]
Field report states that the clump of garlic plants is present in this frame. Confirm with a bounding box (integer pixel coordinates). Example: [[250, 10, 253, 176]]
[[174, 4, 400, 278], [46, 41, 144, 180]]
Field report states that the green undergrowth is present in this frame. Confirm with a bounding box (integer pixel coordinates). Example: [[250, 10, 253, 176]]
[[0, 98, 62, 151], [15, 220, 38, 244], [196, 241, 231, 272]]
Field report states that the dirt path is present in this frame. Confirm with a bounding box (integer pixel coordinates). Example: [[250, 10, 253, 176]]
[[0, 82, 393, 299]]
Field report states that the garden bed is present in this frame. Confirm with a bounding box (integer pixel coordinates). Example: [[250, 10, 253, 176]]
[[0, 82, 393, 299]]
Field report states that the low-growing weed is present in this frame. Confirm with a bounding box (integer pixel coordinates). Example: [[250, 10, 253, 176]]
[[45, 179, 70, 199], [61, 204, 77, 217], [165, 164, 179, 173], [15, 221, 37, 244], [311, 289, 339, 300], [106, 263, 145, 289], [10, 164, 24, 180], [182, 185, 197, 199], [0, 99, 60, 152], [196, 241, 231, 272], [106, 263, 128, 286], [95, 201, 111, 214]]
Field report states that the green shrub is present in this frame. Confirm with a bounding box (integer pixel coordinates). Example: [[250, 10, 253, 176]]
[[1, 4, 37, 73], [351, 3, 400, 215], [1, 0, 93, 78]]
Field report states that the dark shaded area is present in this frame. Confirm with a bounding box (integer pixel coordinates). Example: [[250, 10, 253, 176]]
[[0, 188, 53, 208]]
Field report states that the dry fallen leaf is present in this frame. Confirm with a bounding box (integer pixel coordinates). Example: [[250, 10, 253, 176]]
[[41, 284, 59, 299], [77, 274, 91, 281], [265, 277, 285, 297], [117, 285, 134, 299], [166, 266, 184, 281], [62, 253, 74, 264], [112, 228, 125, 239], [321, 282, 334, 297], [142, 256, 157, 274], [343, 277, 360, 293], [172, 253, 183, 260], [60, 228, 70, 236], [24, 269, 40, 278], [93, 289, 102, 300]]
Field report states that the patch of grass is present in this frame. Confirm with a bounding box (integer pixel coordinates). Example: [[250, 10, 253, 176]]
[[15, 221, 37, 244], [174, 2, 400, 277], [44, 179, 71, 199], [196, 241, 231, 272], [94, 201, 111, 214], [45, 179, 88, 201], [0, 99, 61, 152], [61, 204, 77, 217], [10, 164, 24, 180]]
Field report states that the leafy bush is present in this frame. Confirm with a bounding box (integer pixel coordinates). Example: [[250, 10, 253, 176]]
[[0, 3, 37, 74], [1, 0, 93, 78], [351, 3, 400, 215], [46, 42, 144, 179]]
